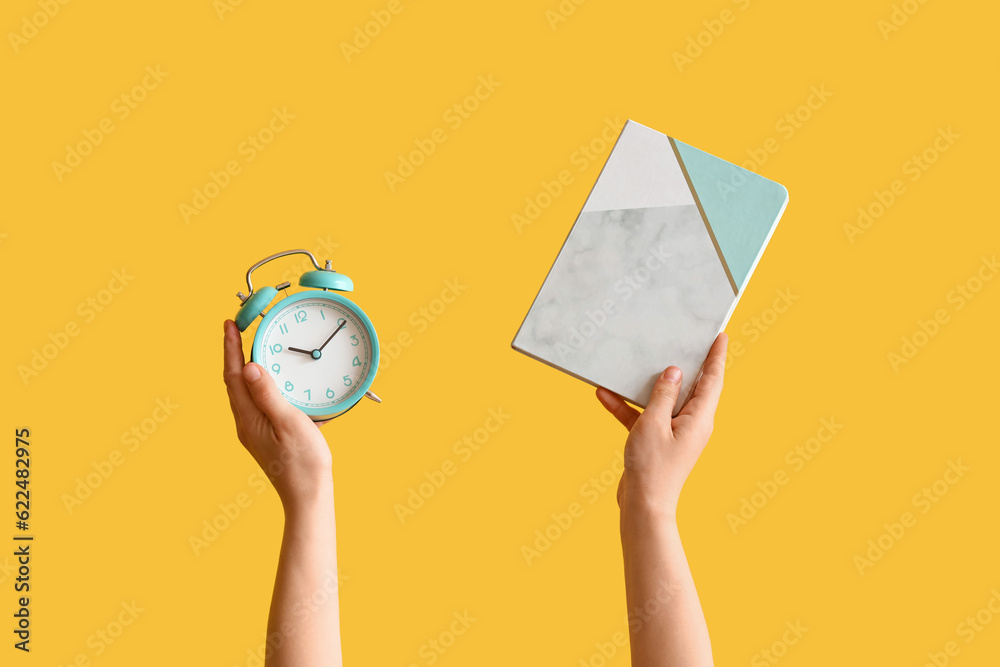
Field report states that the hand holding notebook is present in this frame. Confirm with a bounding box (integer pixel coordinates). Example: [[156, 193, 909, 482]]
[[512, 119, 789, 415]]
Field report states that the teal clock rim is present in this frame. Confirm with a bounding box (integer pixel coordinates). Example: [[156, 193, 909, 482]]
[[250, 290, 380, 420]]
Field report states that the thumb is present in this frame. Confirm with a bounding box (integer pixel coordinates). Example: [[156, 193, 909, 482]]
[[242, 363, 297, 427], [643, 366, 682, 426]]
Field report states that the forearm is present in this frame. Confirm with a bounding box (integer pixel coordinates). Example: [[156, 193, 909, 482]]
[[620, 506, 713, 667], [266, 478, 343, 667]]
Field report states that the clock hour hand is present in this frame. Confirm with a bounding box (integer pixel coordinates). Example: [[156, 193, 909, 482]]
[[287, 347, 314, 356], [317, 321, 347, 352]]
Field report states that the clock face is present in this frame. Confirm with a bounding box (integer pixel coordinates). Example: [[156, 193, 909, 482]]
[[255, 294, 376, 418]]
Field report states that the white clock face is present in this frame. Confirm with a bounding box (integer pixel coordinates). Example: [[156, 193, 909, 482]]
[[257, 298, 373, 412]]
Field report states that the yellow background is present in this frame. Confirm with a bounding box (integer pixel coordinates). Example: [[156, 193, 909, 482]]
[[3, 0, 998, 665]]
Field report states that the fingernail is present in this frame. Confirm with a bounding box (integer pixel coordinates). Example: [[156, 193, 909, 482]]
[[243, 364, 261, 381], [663, 367, 681, 384]]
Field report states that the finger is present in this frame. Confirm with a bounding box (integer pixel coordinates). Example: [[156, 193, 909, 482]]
[[242, 362, 299, 429], [223, 319, 262, 423], [642, 366, 683, 430], [596, 386, 640, 431], [679, 332, 728, 420]]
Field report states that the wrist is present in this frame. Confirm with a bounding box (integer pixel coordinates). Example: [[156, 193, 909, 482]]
[[619, 485, 678, 521], [619, 497, 682, 558], [280, 472, 334, 516], [620, 505, 680, 561]]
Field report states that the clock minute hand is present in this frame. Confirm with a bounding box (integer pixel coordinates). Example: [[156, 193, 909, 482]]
[[317, 321, 347, 352]]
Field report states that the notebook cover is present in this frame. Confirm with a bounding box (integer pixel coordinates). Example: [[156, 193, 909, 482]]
[[511, 119, 789, 415]]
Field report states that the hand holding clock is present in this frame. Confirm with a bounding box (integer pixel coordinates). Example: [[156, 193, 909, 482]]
[[224, 317, 344, 666], [223, 319, 333, 509]]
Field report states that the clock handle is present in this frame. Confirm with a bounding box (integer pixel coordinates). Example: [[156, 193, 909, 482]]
[[237, 249, 330, 303]]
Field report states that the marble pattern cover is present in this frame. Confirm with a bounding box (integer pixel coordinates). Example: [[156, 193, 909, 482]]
[[512, 119, 789, 415]]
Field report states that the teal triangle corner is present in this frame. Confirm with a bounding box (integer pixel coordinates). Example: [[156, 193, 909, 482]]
[[672, 139, 788, 292]]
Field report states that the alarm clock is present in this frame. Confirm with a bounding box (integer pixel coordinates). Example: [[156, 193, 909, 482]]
[[234, 249, 381, 421]]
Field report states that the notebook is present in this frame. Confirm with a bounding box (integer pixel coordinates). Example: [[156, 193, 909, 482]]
[[511, 119, 789, 415]]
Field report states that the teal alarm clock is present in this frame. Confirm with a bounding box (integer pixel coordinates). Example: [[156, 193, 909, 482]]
[[234, 249, 381, 421]]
